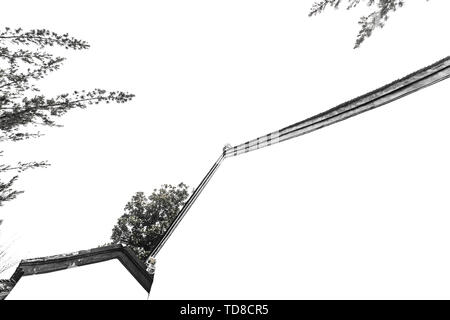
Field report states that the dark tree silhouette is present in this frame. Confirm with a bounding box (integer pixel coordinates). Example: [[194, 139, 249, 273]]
[[0, 28, 134, 205], [309, 0, 429, 48], [110, 183, 190, 261]]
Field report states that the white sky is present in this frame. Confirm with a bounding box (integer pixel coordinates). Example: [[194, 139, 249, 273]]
[[1, 0, 450, 299]]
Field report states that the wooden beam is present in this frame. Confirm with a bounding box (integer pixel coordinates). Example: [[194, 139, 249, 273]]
[[225, 56, 450, 157]]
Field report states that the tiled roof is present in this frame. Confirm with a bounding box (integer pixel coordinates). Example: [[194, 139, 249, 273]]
[[0, 279, 15, 300], [1, 244, 153, 299]]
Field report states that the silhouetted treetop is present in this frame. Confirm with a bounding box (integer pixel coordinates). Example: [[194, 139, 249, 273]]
[[309, 0, 428, 48], [110, 184, 190, 261], [0, 27, 134, 205]]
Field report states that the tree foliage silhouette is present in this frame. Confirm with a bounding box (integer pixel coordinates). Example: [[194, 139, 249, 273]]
[[309, 0, 429, 48], [0, 28, 134, 205], [110, 183, 190, 261]]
